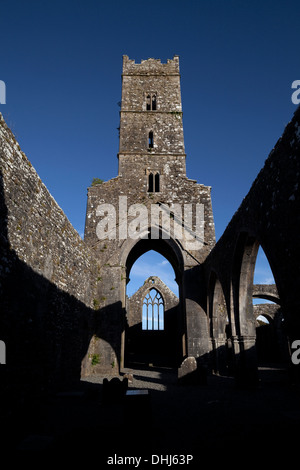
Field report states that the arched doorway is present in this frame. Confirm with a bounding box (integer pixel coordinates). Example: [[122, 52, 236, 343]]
[[121, 237, 184, 369], [208, 273, 232, 375], [232, 234, 289, 384], [231, 233, 260, 384], [253, 246, 289, 368]]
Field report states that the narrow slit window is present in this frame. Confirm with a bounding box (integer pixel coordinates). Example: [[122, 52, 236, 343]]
[[148, 131, 153, 148], [152, 94, 156, 110], [148, 173, 154, 192], [146, 94, 151, 111], [154, 172, 160, 192]]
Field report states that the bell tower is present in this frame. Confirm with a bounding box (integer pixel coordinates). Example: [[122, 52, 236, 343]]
[[118, 55, 186, 186], [83, 56, 216, 376]]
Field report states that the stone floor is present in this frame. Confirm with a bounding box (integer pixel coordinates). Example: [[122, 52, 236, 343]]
[[4, 363, 300, 463]]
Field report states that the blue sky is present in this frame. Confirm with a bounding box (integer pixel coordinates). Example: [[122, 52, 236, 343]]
[[1, 0, 299, 296]]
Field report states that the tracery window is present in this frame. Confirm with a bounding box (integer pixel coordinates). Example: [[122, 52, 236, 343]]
[[142, 288, 164, 330]]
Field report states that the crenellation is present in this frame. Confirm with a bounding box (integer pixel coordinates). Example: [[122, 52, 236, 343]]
[[122, 55, 180, 76]]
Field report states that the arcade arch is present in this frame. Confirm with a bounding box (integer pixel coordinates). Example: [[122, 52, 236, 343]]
[[121, 237, 185, 368]]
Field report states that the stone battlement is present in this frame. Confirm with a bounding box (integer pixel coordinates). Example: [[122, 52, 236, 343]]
[[122, 55, 180, 75]]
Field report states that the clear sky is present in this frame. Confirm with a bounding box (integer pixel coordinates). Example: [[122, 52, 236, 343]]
[[1, 0, 299, 296]]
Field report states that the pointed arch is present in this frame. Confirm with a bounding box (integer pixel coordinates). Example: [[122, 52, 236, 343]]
[[142, 288, 164, 330], [146, 94, 151, 111], [208, 271, 231, 374], [154, 172, 160, 192], [152, 94, 156, 110], [148, 172, 154, 192]]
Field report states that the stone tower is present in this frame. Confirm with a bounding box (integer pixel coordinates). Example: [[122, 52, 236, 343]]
[[118, 55, 185, 182], [83, 56, 216, 376]]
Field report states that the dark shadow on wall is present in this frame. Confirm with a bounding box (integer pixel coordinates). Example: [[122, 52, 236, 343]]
[[1, 152, 297, 454], [0, 169, 126, 433], [88, 301, 127, 375], [3, 344, 297, 456], [255, 311, 290, 365], [124, 305, 181, 368]]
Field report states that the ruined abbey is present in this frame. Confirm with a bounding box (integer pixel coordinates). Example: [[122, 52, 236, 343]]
[[0, 55, 300, 403]]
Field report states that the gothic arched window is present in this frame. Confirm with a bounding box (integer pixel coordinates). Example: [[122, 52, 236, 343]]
[[152, 94, 156, 110], [142, 289, 164, 330], [155, 172, 160, 192], [148, 172, 154, 192], [146, 94, 151, 111], [146, 93, 157, 111]]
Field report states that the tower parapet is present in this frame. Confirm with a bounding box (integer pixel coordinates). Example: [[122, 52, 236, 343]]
[[122, 55, 180, 76]]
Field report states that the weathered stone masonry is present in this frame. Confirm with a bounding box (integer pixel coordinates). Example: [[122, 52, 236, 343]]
[[204, 105, 300, 382], [0, 113, 97, 393], [1, 55, 300, 396], [84, 56, 216, 374]]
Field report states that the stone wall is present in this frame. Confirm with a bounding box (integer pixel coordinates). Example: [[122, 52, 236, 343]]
[[254, 304, 287, 363], [253, 303, 280, 321], [120, 56, 184, 158], [83, 155, 215, 371], [204, 105, 300, 321], [85, 166, 215, 263], [203, 106, 300, 381], [0, 112, 97, 395]]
